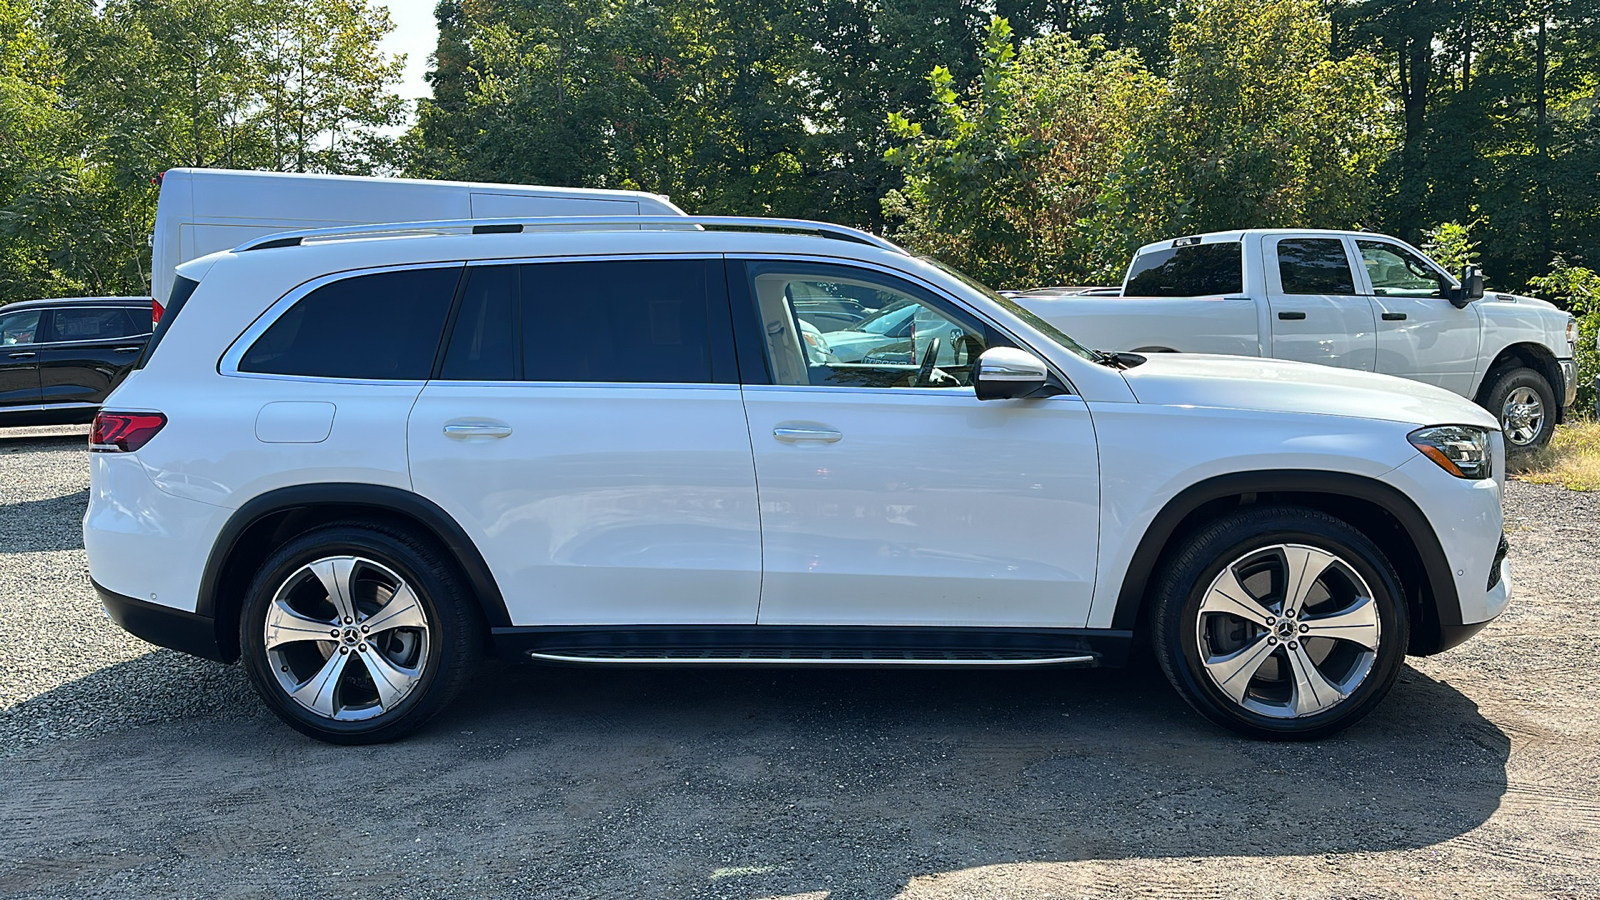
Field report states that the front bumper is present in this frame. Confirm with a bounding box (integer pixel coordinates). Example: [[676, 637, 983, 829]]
[[95, 580, 225, 662], [1559, 359, 1577, 408]]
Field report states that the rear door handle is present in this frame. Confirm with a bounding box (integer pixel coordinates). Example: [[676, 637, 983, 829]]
[[444, 420, 513, 439], [113, 346, 142, 353], [774, 426, 842, 443], [1381, 312, 1407, 321], [1277, 311, 1307, 321], [7, 351, 34, 359]]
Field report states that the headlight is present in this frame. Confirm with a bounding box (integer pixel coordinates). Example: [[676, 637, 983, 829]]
[[1409, 425, 1493, 480], [1568, 315, 1577, 349]]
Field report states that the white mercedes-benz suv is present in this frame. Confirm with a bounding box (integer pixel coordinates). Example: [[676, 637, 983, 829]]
[[85, 217, 1511, 744]]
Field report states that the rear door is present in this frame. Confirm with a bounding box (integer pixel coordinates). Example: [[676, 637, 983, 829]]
[[407, 257, 761, 626], [0, 309, 43, 411], [37, 306, 150, 407], [1263, 235, 1377, 371]]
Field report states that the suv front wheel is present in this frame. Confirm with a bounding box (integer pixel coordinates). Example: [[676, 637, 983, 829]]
[[239, 522, 482, 744], [1150, 506, 1409, 740]]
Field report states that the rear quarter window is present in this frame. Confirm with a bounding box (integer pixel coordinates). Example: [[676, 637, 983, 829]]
[[238, 266, 462, 380], [1125, 242, 1243, 296]]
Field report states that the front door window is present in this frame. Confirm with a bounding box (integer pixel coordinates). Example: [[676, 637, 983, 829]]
[[747, 262, 991, 389]]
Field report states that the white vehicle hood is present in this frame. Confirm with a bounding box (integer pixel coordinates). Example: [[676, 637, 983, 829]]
[[1118, 354, 1501, 429]]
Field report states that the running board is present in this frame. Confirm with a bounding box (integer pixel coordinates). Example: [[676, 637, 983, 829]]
[[525, 647, 1097, 667]]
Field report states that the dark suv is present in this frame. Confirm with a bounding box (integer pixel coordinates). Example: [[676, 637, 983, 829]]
[[0, 297, 153, 426]]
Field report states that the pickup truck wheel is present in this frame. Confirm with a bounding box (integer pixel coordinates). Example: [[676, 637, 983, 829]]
[[239, 522, 482, 744], [1483, 366, 1555, 455], [1150, 506, 1408, 741]]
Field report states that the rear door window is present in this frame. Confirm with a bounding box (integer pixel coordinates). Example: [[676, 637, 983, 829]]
[[47, 308, 142, 342], [239, 266, 462, 380], [1125, 242, 1243, 296], [1276, 239, 1356, 294], [519, 258, 727, 384]]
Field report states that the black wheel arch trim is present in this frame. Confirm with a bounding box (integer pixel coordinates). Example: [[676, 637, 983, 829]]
[[197, 483, 511, 653], [1110, 469, 1465, 653]]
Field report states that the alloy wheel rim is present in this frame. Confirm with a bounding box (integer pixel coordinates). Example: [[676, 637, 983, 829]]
[[265, 556, 431, 722], [1195, 543, 1380, 719], [1501, 386, 1545, 447]]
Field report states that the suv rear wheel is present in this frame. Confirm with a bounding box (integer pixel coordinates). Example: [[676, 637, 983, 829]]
[[239, 522, 482, 744], [1150, 506, 1408, 740]]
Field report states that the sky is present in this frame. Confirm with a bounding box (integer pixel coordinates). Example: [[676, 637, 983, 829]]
[[378, 1, 441, 111]]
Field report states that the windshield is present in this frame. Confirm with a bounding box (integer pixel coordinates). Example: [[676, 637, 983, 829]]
[[921, 257, 1098, 362]]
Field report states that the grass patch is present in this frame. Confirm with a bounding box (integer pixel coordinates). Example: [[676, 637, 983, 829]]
[[1512, 419, 1600, 491]]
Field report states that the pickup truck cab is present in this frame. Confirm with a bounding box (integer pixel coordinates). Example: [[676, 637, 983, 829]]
[[1015, 230, 1578, 455]]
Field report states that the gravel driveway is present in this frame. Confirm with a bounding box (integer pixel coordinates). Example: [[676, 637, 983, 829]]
[[1, 427, 1596, 899]]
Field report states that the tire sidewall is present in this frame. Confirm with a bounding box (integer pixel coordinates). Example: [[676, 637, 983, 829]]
[[1488, 367, 1556, 453], [240, 526, 458, 743], [1161, 513, 1409, 740]]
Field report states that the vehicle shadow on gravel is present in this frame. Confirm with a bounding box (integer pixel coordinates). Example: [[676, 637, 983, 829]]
[[0, 654, 1509, 899], [0, 488, 88, 553]]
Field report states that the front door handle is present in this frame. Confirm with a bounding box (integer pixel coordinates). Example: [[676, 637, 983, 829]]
[[1277, 311, 1307, 321], [1381, 312, 1407, 321], [113, 346, 142, 353], [774, 426, 842, 443], [7, 351, 34, 359], [444, 420, 513, 439]]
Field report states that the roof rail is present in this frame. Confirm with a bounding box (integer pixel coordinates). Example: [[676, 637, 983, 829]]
[[233, 216, 906, 255]]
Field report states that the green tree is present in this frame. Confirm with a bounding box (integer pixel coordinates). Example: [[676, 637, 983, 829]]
[[1527, 261, 1600, 414], [1, 0, 406, 301], [883, 17, 1163, 286], [1138, 0, 1396, 236]]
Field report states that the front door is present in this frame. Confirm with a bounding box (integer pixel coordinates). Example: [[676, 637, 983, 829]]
[[1263, 235, 1377, 371], [0, 309, 42, 410], [407, 257, 762, 626], [732, 259, 1101, 628], [1355, 238, 1483, 396]]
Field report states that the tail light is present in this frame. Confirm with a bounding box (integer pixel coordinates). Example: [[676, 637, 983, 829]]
[[152, 298, 164, 325], [91, 412, 167, 453]]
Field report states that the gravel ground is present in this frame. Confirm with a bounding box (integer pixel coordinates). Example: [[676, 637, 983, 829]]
[[1, 427, 1597, 899]]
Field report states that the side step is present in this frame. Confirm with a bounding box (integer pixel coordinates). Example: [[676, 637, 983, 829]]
[[526, 647, 1097, 667]]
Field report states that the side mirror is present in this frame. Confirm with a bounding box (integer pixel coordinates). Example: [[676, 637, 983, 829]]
[[974, 347, 1050, 401], [1450, 265, 1485, 308]]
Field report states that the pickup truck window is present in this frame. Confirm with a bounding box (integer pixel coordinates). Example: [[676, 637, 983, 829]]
[[1277, 238, 1356, 294], [1124, 242, 1243, 296], [1358, 241, 1446, 298]]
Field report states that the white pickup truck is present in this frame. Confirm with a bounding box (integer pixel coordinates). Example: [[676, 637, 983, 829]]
[[1013, 229, 1579, 455]]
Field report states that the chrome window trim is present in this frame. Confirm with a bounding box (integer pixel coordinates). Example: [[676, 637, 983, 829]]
[[423, 380, 738, 391], [730, 252, 1080, 395], [219, 261, 467, 381]]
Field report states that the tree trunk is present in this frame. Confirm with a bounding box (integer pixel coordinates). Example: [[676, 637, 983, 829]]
[[1399, 34, 1430, 244], [1535, 9, 1550, 272]]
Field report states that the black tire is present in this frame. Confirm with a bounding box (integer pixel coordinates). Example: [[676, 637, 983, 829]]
[[1150, 506, 1409, 741], [240, 521, 482, 744], [1482, 366, 1556, 457]]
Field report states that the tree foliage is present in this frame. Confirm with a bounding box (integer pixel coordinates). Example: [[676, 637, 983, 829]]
[[884, 0, 1394, 287], [0, 0, 406, 301], [882, 18, 1163, 286]]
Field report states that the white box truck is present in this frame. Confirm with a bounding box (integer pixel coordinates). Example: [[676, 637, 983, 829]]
[[150, 168, 686, 307]]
